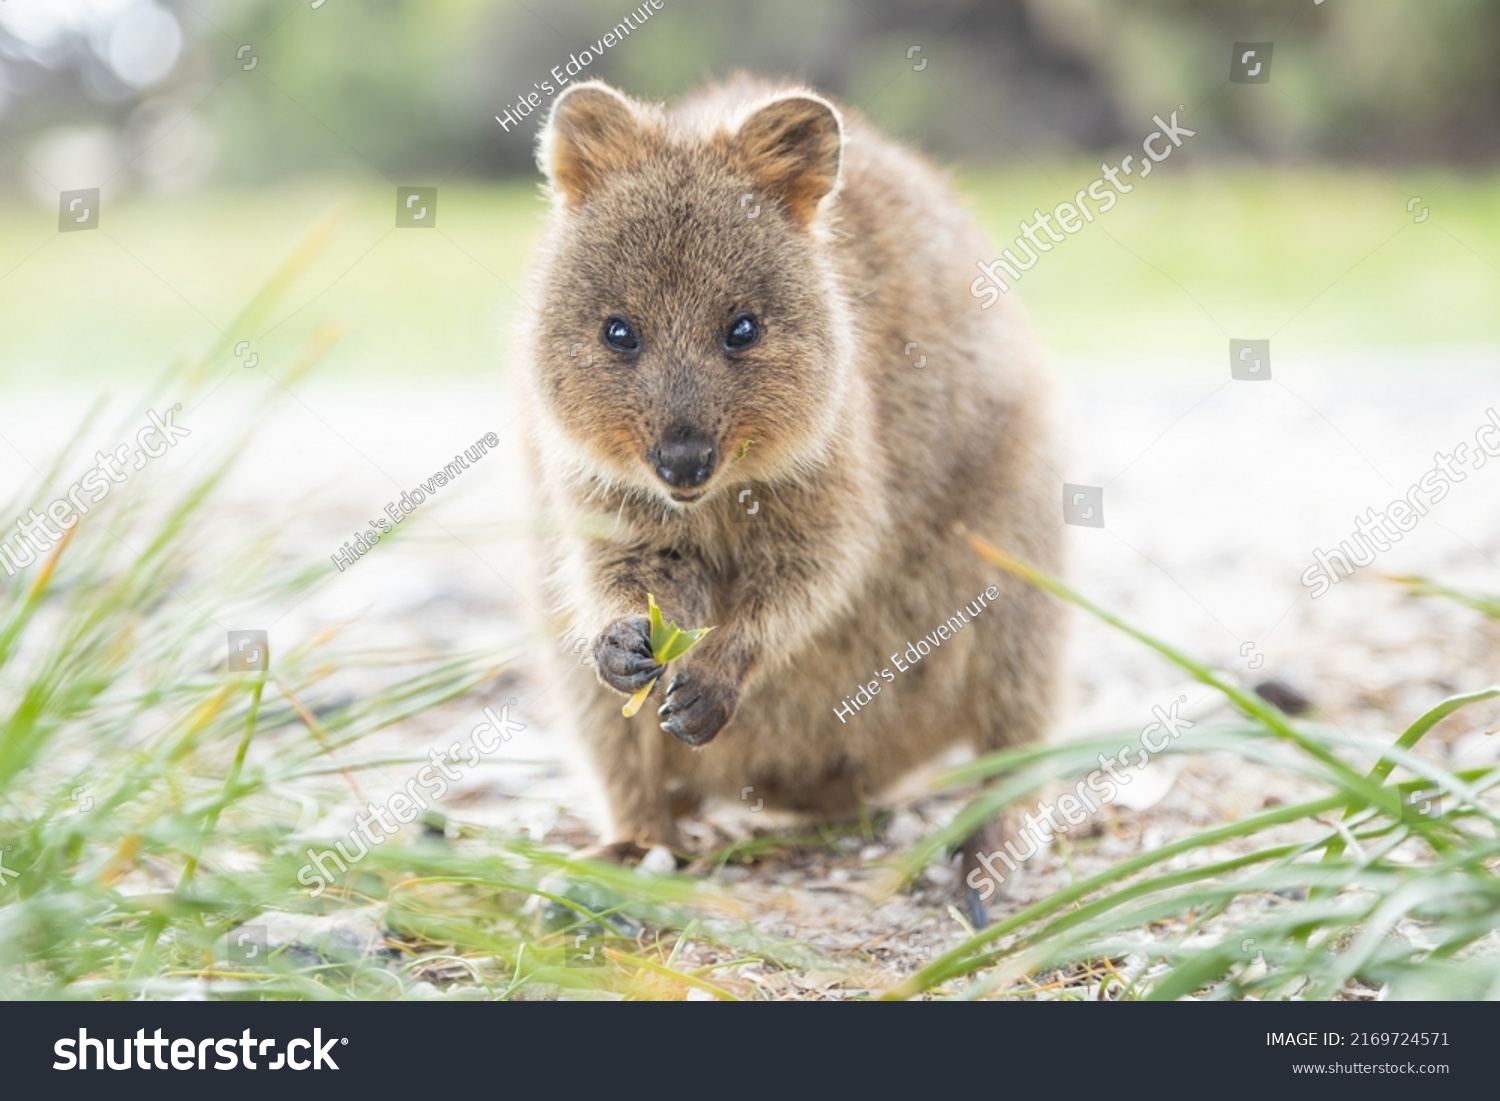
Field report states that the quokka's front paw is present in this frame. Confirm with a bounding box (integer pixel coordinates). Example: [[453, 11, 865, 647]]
[[592, 615, 664, 695], [657, 665, 738, 747]]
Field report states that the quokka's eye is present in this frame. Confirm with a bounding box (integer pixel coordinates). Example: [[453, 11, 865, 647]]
[[602, 317, 640, 354], [724, 313, 760, 352]]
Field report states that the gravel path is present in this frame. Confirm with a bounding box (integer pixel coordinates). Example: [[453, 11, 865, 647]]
[[7, 348, 1497, 997]]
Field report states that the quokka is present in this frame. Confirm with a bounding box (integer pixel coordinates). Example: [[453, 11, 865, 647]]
[[516, 75, 1064, 921]]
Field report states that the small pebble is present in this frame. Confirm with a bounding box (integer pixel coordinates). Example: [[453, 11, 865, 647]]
[[886, 810, 926, 847], [1253, 679, 1312, 716], [637, 844, 677, 876], [921, 862, 956, 888]]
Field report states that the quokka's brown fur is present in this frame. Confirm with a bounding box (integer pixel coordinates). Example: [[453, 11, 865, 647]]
[[516, 74, 1064, 917]]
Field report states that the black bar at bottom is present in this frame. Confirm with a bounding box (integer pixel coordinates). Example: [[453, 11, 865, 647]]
[[4, 1001, 1489, 1095]]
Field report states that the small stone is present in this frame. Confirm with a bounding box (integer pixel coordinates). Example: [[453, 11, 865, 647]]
[[886, 810, 926, 847], [637, 844, 677, 876], [921, 862, 956, 888], [1253, 679, 1312, 716], [231, 906, 393, 969]]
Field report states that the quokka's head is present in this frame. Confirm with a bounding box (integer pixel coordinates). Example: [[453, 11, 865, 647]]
[[524, 80, 852, 507]]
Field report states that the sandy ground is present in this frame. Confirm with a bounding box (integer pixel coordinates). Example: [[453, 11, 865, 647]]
[[5, 347, 1498, 998]]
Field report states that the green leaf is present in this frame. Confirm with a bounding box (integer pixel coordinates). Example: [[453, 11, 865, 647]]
[[658, 625, 712, 664], [648, 592, 669, 652], [620, 595, 716, 716]]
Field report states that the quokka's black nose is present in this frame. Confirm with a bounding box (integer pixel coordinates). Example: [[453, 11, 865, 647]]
[[652, 437, 716, 489]]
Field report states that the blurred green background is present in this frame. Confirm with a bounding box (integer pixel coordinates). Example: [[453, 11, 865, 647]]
[[0, 0, 1497, 384]]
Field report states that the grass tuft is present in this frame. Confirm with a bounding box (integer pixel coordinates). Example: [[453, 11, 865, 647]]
[[878, 535, 1500, 1000]]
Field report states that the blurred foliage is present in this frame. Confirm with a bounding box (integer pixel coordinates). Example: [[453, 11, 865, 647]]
[[0, 1, 1496, 376], [1, 0, 1498, 196]]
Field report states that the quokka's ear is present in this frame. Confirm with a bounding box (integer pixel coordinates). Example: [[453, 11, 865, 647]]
[[539, 82, 653, 206], [730, 93, 844, 227]]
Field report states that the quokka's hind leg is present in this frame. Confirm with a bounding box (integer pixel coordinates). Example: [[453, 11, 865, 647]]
[[961, 572, 1064, 927], [534, 682, 691, 935], [569, 682, 683, 858], [959, 809, 1023, 929]]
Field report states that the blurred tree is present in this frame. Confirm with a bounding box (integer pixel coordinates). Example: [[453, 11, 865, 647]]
[[0, 0, 1495, 192]]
